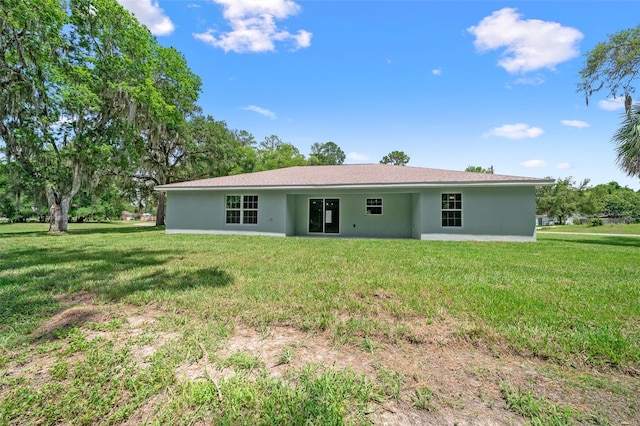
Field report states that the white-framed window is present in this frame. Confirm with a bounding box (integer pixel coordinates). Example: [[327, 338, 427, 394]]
[[366, 198, 383, 215], [226, 195, 258, 224], [441, 193, 462, 227]]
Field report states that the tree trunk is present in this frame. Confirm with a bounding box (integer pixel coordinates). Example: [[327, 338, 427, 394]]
[[155, 191, 166, 226], [46, 163, 82, 233], [48, 196, 71, 232]]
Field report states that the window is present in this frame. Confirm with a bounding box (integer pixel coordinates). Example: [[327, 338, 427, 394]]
[[441, 193, 462, 227], [226, 195, 258, 224], [366, 198, 383, 215]]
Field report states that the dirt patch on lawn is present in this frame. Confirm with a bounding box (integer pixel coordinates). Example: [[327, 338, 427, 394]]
[[175, 321, 638, 425], [174, 323, 524, 425], [5, 296, 175, 390], [5, 299, 638, 425], [35, 292, 104, 339]]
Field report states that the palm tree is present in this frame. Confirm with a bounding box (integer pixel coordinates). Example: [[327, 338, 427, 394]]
[[612, 104, 640, 178]]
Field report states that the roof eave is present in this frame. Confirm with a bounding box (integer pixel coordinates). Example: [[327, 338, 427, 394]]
[[156, 180, 555, 191]]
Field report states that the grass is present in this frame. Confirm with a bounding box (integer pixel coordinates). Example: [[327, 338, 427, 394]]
[[1, 222, 639, 424], [538, 222, 640, 235], [411, 387, 435, 411], [500, 382, 576, 425]]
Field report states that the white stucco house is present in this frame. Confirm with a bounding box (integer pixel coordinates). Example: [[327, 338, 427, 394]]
[[156, 164, 553, 242]]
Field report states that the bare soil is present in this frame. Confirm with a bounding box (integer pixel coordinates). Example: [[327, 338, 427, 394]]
[[5, 296, 639, 425]]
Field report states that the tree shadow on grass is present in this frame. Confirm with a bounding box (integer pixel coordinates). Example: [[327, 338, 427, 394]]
[[66, 224, 165, 236], [0, 223, 163, 238], [0, 245, 233, 345], [543, 236, 640, 248]]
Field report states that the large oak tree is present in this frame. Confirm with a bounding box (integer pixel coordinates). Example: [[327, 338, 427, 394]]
[[0, 0, 198, 231]]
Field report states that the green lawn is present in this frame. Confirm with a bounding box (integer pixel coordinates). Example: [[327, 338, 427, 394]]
[[539, 222, 640, 234], [1, 222, 638, 424]]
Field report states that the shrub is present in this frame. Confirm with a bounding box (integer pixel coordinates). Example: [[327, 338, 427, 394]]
[[590, 218, 603, 226]]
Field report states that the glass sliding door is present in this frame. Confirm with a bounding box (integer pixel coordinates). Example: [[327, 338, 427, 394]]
[[308, 198, 340, 234], [323, 199, 339, 233], [309, 199, 324, 233]]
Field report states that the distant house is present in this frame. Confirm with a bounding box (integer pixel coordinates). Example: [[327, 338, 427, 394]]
[[156, 164, 553, 242], [121, 211, 134, 221]]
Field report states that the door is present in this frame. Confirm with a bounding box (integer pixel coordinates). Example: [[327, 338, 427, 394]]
[[309, 198, 340, 234]]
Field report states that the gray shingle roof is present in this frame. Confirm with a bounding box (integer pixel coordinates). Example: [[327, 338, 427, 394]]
[[156, 164, 553, 190]]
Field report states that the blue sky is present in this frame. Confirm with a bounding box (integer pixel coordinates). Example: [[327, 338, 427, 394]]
[[117, 0, 640, 189]]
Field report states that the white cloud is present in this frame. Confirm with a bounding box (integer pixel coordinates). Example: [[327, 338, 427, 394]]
[[522, 159, 548, 168], [193, 0, 312, 53], [117, 0, 175, 36], [483, 123, 544, 140], [432, 69, 442, 76], [598, 97, 625, 111], [561, 119, 590, 128], [467, 8, 583, 74], [556, 162, 571, 169], [346, 152, 370, 163], [242, 105, 277, 119]]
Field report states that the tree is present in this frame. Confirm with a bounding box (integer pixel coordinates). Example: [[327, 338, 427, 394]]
[[233, 130, 256, 147], [0, 0, 66, 228], [185, 115, 245, 178], [70, 183, 130, 222], [535, 177, 589, 225], [380, 151, 410, 166], [0, 0, 192, 232], [587, 181, 640, 219], [465, 165, 494, 173], [579, 26, 640, 179], [308, 141, 345, 165], [0, 161, 16, 220], [611, 105, 640, 178], [255, 136, 306, 171], [0, 158, 47, 222], [0, 0, 166, 232], [126, 46, 202, 226], [578, 25, 640, 113]]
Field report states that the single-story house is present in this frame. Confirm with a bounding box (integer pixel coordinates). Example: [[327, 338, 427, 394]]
[[156, 164, 554, 242]]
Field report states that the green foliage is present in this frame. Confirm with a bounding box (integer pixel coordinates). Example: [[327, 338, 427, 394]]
[[536, 177, 585, 224], [584, 181, 640, 219], [308, 141, 346, 165], [535, 177, 640, 223], [465, 165, 494, 174], [578, 25, 640, 178], [578, 24, 640, 108], [0, 161, 47, 221], [380, 150, 410, 166], [126, 45, 202, 225], [67, 183, 131, 222], [0, 0, 202, 231], [590, 218, 603, 226], [612, 104, 640, 178], [185, 115, 245, 179], [254, 135, 307, 171]]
